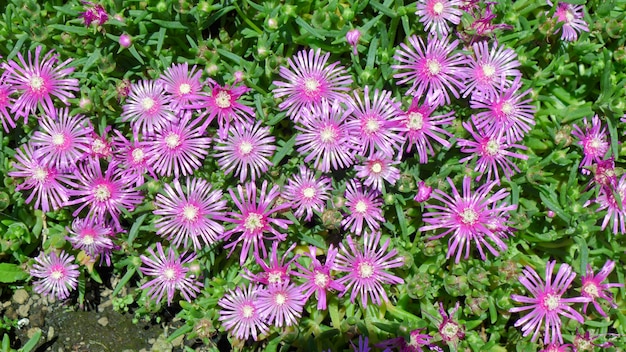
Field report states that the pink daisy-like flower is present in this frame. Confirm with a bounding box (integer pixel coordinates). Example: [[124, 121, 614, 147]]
[[419, 176, 517, 263], [376, 328, 436, 352], [401, 97, 454, 163], [9, 143, 72, 212], [295, 98, 358, 172], [547, 1, 589, 42], [594, 174, 626, 234], [214, 121, 275, 183], [0, 83, 17, 132], [588, 158, 617, 190], [153, 177, 227, 250], [146, 112, 211, 178], [159, 62, 203, 111], [347, 86, 405, 158], [112, 130, 156, 187], [573, 330, 614, 350], [244, 241, 296, 286], [121, 80, 176, 136], [437, 302, 465, 347], [79, 1, 108, 27], [139, 242, 203, 305], [85, 128, 113, 160], [218, 284, 269, 341], [30, 108, 92, 171], [415, 0, 463, 36], [188, 80, 255, 139], [30, 250, 79, 300], [393, 35, 467, 106], [355, 152, 401, 192], [2, 46, 79, 119], [572, 115, 609, 175], [539, 343, 573, 352], [222, 181, 292, 265], [342, 180, 385, 236], [64, 159, 144, 230], [282, 165, 332, 222], [66, 217, 114, 265], [257, 281, 306, 327], [463, 40, 521, 98], [293, 245, 345, 310], [470, 77, 536, 144], [510, 261, 590, 344], [273, 48, 353, 122], [457, 121, 528, 185], [580, 260, 623, 317], [335, 232, 404, 307]]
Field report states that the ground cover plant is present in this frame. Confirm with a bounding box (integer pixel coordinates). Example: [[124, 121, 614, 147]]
[[0, 0, 625, 351]]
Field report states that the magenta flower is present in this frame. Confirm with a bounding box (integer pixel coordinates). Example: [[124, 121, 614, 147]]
[[400, 97, 454, 163], [66, 217, 114, 265], [470, 77, 536, 144], [346, 29, 361, 55], [342, 180, 385, 236], [580, 260, 623, 317], [376, 328, 435, 352], [0, 83, 17, 131], [572, 115, 609, 175], [257, 281, 306, 327], [292, 245, 345, 310], [273, 48, 353, 122], [121, 80, 176, 136], [347, 86, 405, 158], [589, 158, 617, 190], [146, 112, 211, 178], [85, 128, 113, 160], [355, 151, 401, 192], [64, 159, 144, 230], [30, 250, 79, 300], [335, 232, 404, 307], [595, 175, 626, 234], [393, 35, 467, 106], [457, 121, 528, 185], [510, 261, 590, 344], [573, 330, 614, 350], [213, 121, 276, 182], [2, 46, 79, 119], [222, 181, 292, 265], [188, 80, 255, 139], [159, 62, 203, 111], [414, 181, 433, 203], [282, 165, 332, 222], [437, 302, 465, 347], [295, 98, 358, 172], [548, 1, 589, 42], [419, 176, 516, 263], [218, 284, 269, 341], [539, 343, 573, 352], [463, 40, 521, 98], [415, 0, 463, 36], [153, 177, 227, 250], [9, 143, 72, 212], [30, 108, 92, 171], [79, 1, 108, 26], [112, 130, 156, 187], [139, 242, 203, 305], [244, 241, 296, 286]]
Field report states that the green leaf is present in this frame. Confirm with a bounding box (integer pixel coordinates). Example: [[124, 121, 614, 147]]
[[328, 297, 342, 328], [296, 17, 325, 39], [128, 46, 145, 65], [156, 27, 166, 54], [19, 329, 41, 352], [49, 24, 89, 36], [128, 213, 147, 245], [0, 263, 28, 283], [150, 19, 187, 30], [112, 267, 136, 297], [370, 0, 396, 17], [167, 325, 192, 343], [573, 236, 588, 275], [272, 135, 296, 166], [538, 186, 571, 223]]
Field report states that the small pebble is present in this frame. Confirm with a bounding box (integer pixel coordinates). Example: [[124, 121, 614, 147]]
[[17, 304, 30, 317], [13, 289, 29, 305], [97, 317, 109, 327], [26, 327, 41, 339], [48, 326, 55, 341]]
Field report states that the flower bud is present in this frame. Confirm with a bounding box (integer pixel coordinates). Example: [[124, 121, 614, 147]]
[[119, 33, 132, 48], [414, 181, 432, 202], [346, 29, 361, 55]]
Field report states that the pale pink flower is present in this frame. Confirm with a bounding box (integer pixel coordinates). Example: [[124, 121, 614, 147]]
[[121, 80, 176, 136], [30, 250, 79, 300], [282, 165, 332, 222], [572, 115, 610, 175], [0, 83, 17, 131], [256, 281, 306, 327], [354, 151, 401, 192], [244, 242, 296, 286], [342, 180, 384, 236], [437, 302, 465, 347], [112, 130, 156, 187], [595, 175, 626, 234], [292, 245, 345, 310], [548, 1, 589, 42], [66, 217, 114, 265], [581, 260, 623, 317], [400, 97, 454, 163], [416, 0, 463, 36], [159, 62, 203, 111], [218, 284, 269, 341], [463, 40, 521, 98]]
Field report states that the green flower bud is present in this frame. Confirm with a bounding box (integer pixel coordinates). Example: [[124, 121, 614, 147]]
[[0, 192, 9, 211]]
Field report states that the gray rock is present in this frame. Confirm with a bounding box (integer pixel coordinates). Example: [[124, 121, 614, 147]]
[[97, 317, 109, 327]]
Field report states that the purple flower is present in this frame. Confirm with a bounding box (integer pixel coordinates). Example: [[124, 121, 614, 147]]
[[112, 130, 155, 187], [282, 165, 332, 222], [419, 176, 516, 263], [572, 115, 609, 175], [510, 261, 590, 344], [0, 83, 17, 131], [355, 151, 401, 192], [400, 97, 454, 163], [346, 29, 361, 55], [256, 281, 306, 327], [376, 328, 436, 352], [273, 48, 353, 122], [292, 245, 345, 310], [335, 232, 404, 307], [463, 40, 521, 98], [9, 143, 72, 212], [457, 121, 528, 185], [573, 330, 614, 350], [437, 302, 465, 347], [218, 284, 269, 341], [66, 217, 114, 265], [295, 98, 358, 172], [85, 128, 113, 160], [2, 46, 79, 119], [222, 181, 292, 265], [159, 62, 203, 111], [351, 336, 371, 352], [146, 112, 211, 178], [342, 180, 385, 236], [139, 242, 203, 305], [539, 343, 573, 352], [580, 260, 623, 317], [414, 181, 433, 203], [29, 108, 92, 171], [415, 0, 463, 36], [393, 35, 467, 106], [595, 175, 626, 234], [347, 86, 405, 158], [214, 121, 276, 183], [79, 2, 108, 26], [244, 241, 296, 286], [548, 1, 589, 42], [153, 177, 227, 250], [64, 159, 144, 230], [30, 250, 79, 300], [121, 80, 175, 136]]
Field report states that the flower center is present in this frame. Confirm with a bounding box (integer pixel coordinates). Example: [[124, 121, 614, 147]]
[[320, 127, 337, 143], [241, 304, 254, 318], [268, 272, 283, 284], [543, 293, 560, 311], [214, 90, 231, 109], [407, 112, 424, 130], [32, 167, 48, 182], [165, 133, 181, 149], [131, 148, 145, 163], [92, 139, 107, 154], [182, 204, 199, 222], [355, 200, 368, 214], [244, 213, 264, 232], [358, 262, 374, 279], [274, 293, 287, 306], [441, 322, 459, 339], [370, 162, 383, 174], [583, 283, 599, 298], [501, 101, 514, 116], [485, 139, 500, 156], [29, 75, 45, 92], [93, 184, 111, 202], [238, 141, 253, 155], [314, 271, 329, 288], [302, 187, 316, 199], [303, 78, 320, 97], [52, 133, 66, 146], [141, 97, 155, 111], [179, 83, 191, 95], [82, 234, 95, 245], [459, 208, 478, 225], [365, 117, 380, 134], [482, 64, 496, 78], [565, 9, 575, 23], [432, 1, 444, 15], [50, 268, 64, 280], [427, 59, 442, 76], [164, 267, 176, 280]]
